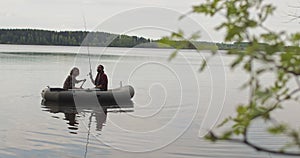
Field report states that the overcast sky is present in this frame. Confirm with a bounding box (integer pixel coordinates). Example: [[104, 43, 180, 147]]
[[0, 0, 299, 41]]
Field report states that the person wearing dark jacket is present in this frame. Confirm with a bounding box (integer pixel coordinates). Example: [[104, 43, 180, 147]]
[[63, 67, 86, 90], [89, 65, 108, 91]]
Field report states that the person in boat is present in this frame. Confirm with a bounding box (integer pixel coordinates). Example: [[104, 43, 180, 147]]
[[63, 67, 86, 90], [89, 65, 108, 91]]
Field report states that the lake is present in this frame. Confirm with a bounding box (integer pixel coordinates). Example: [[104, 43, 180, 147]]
[[0, 44, 298, 158]]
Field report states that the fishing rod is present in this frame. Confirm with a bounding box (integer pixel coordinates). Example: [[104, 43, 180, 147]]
[[82, 13, 93, 158], [82, 14, 93, 77]]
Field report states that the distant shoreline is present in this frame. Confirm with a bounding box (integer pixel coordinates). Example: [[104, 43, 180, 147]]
[[0, 29, 253, 50], [0, 43, 180, 50]]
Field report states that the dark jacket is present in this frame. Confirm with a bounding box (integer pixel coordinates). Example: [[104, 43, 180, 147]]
[[95, 72, 108, 91]]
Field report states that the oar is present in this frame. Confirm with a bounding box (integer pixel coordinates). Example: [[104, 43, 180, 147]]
[[80, 79, 86, 89]]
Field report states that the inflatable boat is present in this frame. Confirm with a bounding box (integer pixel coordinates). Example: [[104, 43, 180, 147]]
[[41, 85, 134, 105]]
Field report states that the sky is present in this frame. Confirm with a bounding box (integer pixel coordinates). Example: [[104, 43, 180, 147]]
[[0, 0, 299, 41]]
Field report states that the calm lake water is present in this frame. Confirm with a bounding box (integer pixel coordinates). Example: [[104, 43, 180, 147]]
[[0, 44, 298, 158]]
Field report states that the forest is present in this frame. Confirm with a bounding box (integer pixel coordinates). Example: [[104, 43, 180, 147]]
[[0, 29, 261, 50], [0, 29, 151, 47]]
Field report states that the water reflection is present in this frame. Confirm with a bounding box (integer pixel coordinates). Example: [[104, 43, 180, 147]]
[[41, 100, 134, 134]]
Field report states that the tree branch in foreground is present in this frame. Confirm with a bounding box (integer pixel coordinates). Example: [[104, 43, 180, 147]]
[[208, 131, 300, 156]]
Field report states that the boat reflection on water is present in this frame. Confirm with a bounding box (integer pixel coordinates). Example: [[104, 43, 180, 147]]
[[41, 99, 134, 134]]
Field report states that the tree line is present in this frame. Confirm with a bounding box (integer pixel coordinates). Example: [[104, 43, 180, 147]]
[[0, 29, 151, 47], [0, 28, 195, 48], [0, 29, 262, 50]]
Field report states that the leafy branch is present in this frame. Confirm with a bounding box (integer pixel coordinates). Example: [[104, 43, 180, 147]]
[[164, 0, 300, 155]]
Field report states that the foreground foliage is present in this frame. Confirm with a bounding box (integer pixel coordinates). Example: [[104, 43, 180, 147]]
[[161, 0, 300, 155]]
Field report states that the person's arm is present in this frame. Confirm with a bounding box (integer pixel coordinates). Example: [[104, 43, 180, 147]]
[[96, 85, 102, 88], [76, 79, 86, 83], [74, 78, 80, 84], [74, 78, 86, 84], [70, 77, 85, 89]]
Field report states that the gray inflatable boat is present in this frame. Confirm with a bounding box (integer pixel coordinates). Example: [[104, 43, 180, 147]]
[[41, 85, 134, 104]]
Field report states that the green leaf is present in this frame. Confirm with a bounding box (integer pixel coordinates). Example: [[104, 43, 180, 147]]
[[168, 50, 178, 61], [221, 131, 233, 139], [231, 55, 244, 68], [268, 124, 287, 135], [217, 117, 231, 128], [237, 105, 247, 114], [243, 60, 252, 72], [189, 31, 201, 40], [199, 60, 207, 72]]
